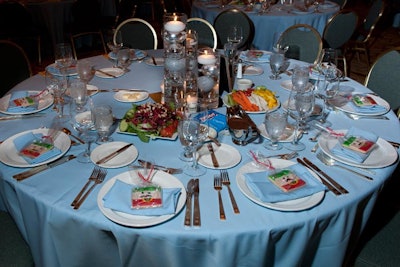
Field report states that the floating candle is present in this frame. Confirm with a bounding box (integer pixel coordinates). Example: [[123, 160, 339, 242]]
[[164, 20, 185, 33], [198, 54, 217, 65]]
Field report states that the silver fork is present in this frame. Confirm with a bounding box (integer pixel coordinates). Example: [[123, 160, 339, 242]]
[[74, 169, 107, 210], [270, 151, 298, 160], [214, 175, 226, 220], [71, 167, 101, 206], [220, 170, 240, 214]]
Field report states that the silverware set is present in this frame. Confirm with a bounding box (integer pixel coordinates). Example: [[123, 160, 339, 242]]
[[213, 171, 240, 220], [184, 178, 200, 227], [71, 167, 107, 209]]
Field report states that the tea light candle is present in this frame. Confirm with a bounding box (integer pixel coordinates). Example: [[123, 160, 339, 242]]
[[198, 53, 217, 65], [186, 95, 198, 108], [164, 19, 185, 33]]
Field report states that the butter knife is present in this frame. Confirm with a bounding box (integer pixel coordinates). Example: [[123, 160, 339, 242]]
[[96, 69, 117, 78], [193, 179, 201, 227], [184, 179, 195, 227], [13, 155, 76, 181], [138, 160, 183, 174], [0, 114, 46, 121], [96, 143, 132, 164], [296, 158, 342, 196], [303, 157, 349, 194], [207, 143, 219, 168]]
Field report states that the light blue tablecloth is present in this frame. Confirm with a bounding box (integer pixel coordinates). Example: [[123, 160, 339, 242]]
[[1, 51, 399, 267], [191, 0, 340, 51]]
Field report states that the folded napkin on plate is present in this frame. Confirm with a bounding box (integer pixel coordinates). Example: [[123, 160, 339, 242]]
[[46, 65, 76, 76], [244, 164, 326, 203], [6, 91, 37, 112], [331, 127, 378, 163], [103, 179, 181, 216], [349, 94, 387, 114], [13, 132, 62, 164]]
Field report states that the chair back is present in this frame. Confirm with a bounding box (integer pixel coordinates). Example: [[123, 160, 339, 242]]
[[114, 18, 158, 50], [323, 10, 358, 49], [213, 8, 255, 50], [70, 31, 107, 60], [360, 0, 385, 43], [278, 24, 322, 64], [187, 18, 217, 50], [364, 47, 400, 110], [0, 40, 32, 97]]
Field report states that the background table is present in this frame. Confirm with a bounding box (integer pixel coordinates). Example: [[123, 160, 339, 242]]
[[191, 0, 340, 51], [0, 52, 399, 267]]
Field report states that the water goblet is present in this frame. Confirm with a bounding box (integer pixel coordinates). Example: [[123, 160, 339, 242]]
[[93, 105, 114, 144], [264, 109, 288, 150], [45, 70, 68, 119], [69, 79, 87, 112], [227, 26, 243, 46], [77, 60, 95, 85], [71, 107, 96, 163], [291, 65, 310, 91], [269, 52, 285, 80], [54, 43, 74, 89], [117, 48, 132, 72], [178, 119, 193, 162]]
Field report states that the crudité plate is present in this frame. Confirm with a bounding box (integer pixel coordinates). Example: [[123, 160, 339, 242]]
[[329, 92, 390, 116], [0, 128, 71, 167], [222, 89, 280, 114], [91, 141, 138, 168], [240, 50, 272, 63], [236, 159, 325, 211], [197, 143, 241, 169], [0, 90, 54, 115], [318, 129, 398, 168], [97, 170, 186, 227]]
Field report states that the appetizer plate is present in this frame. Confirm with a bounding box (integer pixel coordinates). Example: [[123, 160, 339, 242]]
[[97, 170, 186, 227], [318, 130, 398, 168], [258, 123, 298, 142], [113, 91, 149, 103], [236, 159, 325, 211], [330, 93, 390, 116], [95, 68, 125, 78], [198, 143, 241, 169], [145, 57, 164, 67], [46, 63, 77, 77], [91, 141, 138, 168], [240, 50, 272, 63], [243, 65, 264, 75], [86, 84, 99, 96], [0, 90, 54, 115], [222, 94, 280, 114], [0, 128, 71, 168]]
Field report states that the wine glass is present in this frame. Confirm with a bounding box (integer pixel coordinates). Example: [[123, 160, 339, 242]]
[[54, 43, 74, 89], [93, 105, 114, 144], [315, 65, 341, 113], [269, 52, 285, 80], [264, 109, 288, 150], [285, 89, 315, 151], [71, 105, 96, 163], [117, 48, 132, 72], [178, 119, 193, 162], [45, 70, 68, 119], [77, 60, 95, 86], [69, 79, 87, 112], [291, 65, 310, 91], [227, 26, 243, 46]]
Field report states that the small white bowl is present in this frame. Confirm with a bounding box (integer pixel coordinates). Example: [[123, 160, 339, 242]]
[[237, 79, 253, 90]]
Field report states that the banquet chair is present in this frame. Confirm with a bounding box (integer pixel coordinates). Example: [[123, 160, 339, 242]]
[[113, 18, 158, 50], [277, 24, 323, 64], [0, 211, 34, 266], [187, 17, 218, 50], [363, 46, 400, 110], [322, 10, 358, 76], [0, 40, 32, 97], [213, 8, 255, 50], [348, 0, 385, 67]]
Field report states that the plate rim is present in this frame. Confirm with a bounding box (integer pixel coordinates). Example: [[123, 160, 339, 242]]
[[198, 143, 242, 169], [46, 63, 78, 77], [240, 50, 272, 63], [331, 92, 390, 116], [113, 91, 149, 103], [236, 159, 325, 211], [318, 129, 398, 168], [97, 170, 186, 227], [0, 128, 71, 167], [90, 141, 138, 168], [0, 90, 54, 115]]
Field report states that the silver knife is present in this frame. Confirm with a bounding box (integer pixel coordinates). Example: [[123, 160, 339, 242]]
[[207, 143, 219, 168], [193, 179, 201, 227], [0, 114, 46, 121], [13, 155, 76, 181], [184, 179, 195, 226], [303, 157, 349, 194], [138, 160, 183, 174], [96, 69, 117, 78], [96, 143, 132, 164]]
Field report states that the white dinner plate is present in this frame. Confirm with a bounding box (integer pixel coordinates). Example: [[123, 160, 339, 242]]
[[222, 94, 280, 114], [330, 93, 390, 116], [240, 50, 272, 63], [0, 91, 54, 115], [257, 123, 298, 142], [95, 68, 125, 78], [97, 170, 186, 227], [108, 49, 147, 61], [198, 143, 241, 169], [0, 128, 71, 168], [113, 91, 149, 103], [243, 65, 264, 75], [145, 57, 164, 67], [318, 129, 398, 168], [236, 159, 325, 211], [91, 141, 138, 168], [116, 129, 178, 141], [46, 63, 78, 77], [86, 84, 99, 96]]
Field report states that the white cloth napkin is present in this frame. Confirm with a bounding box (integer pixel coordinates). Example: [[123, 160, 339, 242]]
[[103, 180, 181, 216], [331, 127, 378, 163], [244, 164, 326, 203]]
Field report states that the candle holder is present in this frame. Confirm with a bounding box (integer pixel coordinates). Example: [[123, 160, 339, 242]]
[[197, 48, 220, 109]]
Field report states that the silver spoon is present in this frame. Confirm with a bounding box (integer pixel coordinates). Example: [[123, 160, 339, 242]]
[[316, 152, 374, 180]]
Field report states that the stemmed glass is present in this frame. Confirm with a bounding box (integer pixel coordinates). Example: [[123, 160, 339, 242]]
[[107, 41, 123, 67], [45, 70, 68, 119], [69, 79, 87, 112], [77, 60, 95, 86], [269, 52, 285, 80], [178, 119, 193, 162], [291, 66, 310, 90], [181, 109, 209, 176], [54, 43, 74, 89], [315, 65, 341, 114], [93, 105, 114, 144], [117, 48, 132, 72], [285, 89, 315, 151], [227, 26, 243, 46], [264, 109, 288, 150]]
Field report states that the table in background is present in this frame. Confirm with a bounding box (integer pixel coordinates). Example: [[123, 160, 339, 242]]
[[0, 51, 399, 267], [191, 0, 339, 51]]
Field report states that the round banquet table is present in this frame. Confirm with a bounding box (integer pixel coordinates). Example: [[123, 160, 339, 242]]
[[0, 51, 399, 267], [191, 0, 340, 51]]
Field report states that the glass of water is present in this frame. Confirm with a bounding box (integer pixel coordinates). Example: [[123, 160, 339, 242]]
[[264, 109, 288, 150], [93, 105, 114, 144]]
